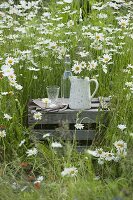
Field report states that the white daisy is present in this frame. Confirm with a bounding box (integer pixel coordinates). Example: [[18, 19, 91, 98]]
[[4, 113, 12, 121], [101, 54, 112, 63], [114, 140, 127, 151], [0, 130, 6, 138], [26, 147, 38, 157], [75, 123, 84, 130], [51, 142, 62, 148], [5, 57, 15, 66], [88, 60, 98, 70], [117, 124, 127, 131], [1, 65, 14, 77], [72, 62, 82, 74], [118, 19, 129, 28], [61, 167, 78, 177], [33, 112, 42, 120]]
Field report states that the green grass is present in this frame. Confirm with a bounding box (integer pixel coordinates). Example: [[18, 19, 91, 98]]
[[0, 0, 133, 199]]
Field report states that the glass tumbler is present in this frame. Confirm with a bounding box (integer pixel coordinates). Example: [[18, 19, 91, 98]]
[[46, 86, 60, 104]]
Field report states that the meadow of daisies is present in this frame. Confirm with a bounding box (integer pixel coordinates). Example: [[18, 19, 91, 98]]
[[0, 0, 133, 199]]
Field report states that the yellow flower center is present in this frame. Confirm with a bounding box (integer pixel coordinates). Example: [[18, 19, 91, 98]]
[[8, 60, 13, 64], [96, 35, 100, 39], [117, 144, 124, 148], [75, 66, 80, 71], [104, 58, 109, 62]]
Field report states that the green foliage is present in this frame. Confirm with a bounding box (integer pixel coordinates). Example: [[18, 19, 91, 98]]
[[0, 0, 133, 199]]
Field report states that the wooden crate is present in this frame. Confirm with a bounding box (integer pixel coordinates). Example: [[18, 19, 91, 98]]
[[28, 97, 110, 151]]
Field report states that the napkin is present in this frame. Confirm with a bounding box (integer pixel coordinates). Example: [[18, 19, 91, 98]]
[[32, 99, 68, 112]]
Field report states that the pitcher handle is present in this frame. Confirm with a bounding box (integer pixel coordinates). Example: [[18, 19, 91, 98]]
[[89, 79, 99, 100]]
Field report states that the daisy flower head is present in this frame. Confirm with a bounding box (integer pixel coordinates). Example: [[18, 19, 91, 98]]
[[4, 113, 12, 121], [72, 62, 82, 74], [67, 20, 74, 27], [118, 19, 129, 28], [5, 57, 15, 66], [51, 142, 62, 148], [1, 65, 14, 77], [26, 147, 38, 157], [33, 112, 42, 120], [61, 167, 78, 177], [114, 140, 127, 151], [0, 130, 6, 138], [75, 123, 84, 130], [88, 60, 98, 70], [80, 61, 86, 69], [95, 32, 104, 41], [104, 152, 115, 161], [117, 124, 127, 131], [101, 54, 112, 63]]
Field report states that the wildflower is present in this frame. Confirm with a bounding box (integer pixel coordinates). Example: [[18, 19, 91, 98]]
[[33, 75, 38, 79], [1, 65, 14, 77], [42, 98, 51, 107], [104, 152, 115, 161], [5, 57, 14, 66], [95, 148, 105, 158], [98, 158, 104, 165], [51, 142, 62, 148], [26, 148, 38, 157], [95, 32, 104, 41], [67, 20, 74, 27], [101, 54, 112, 63], [88, 60, 98, 70], [86, 149, 98, 157], [80, 61, 86, 69], [72, 62, 82, 74], [114, 140, 127, 155], [117, 124, 127, 131], [4, 113, 12, 121], [75, 123, 84, 130], [118, 19, 129, 28], [1, 92, 8, 96], [33, 112, 42, 120], [98, 13, 107, 19], [102, 65, 107, 73], [19, 139, 26, 147], [43, 133, 51, 138], [14, 84, 23, 90], [93, 176, 100, 180], [37, 176, 44, 182], [61, 167, 78, 177], [0, 130, 6, 138], [64, 0, 73, 4]]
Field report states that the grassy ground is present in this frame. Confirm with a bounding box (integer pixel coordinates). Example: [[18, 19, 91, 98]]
[[0, 0, 133, 199]]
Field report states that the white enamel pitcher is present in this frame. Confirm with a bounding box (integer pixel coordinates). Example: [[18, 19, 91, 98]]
[[69, 76, 99, 110]]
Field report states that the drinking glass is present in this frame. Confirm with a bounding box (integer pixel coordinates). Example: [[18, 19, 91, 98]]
[[46, 86, 60, 105]]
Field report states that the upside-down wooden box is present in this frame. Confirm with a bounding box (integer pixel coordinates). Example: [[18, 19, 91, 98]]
[[28, 97, 110, 152]]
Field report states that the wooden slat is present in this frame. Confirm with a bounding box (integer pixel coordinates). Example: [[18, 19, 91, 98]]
[[31, 129, 96, 140]]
